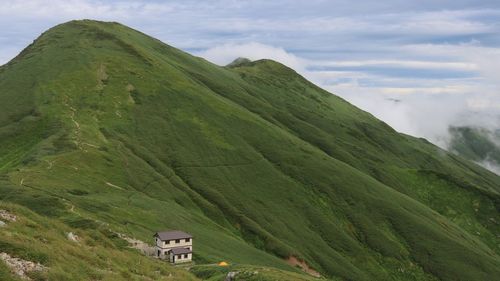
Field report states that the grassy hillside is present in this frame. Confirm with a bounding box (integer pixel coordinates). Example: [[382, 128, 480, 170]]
[[0, 20, 499, 280], [0, 202, 197, 281]]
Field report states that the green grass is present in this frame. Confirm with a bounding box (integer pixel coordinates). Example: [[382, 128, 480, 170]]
[[0, 202, 197, 281], [449, 126, 500, 170], [0, 19, 498, 280], [190, 264, 326, 281]]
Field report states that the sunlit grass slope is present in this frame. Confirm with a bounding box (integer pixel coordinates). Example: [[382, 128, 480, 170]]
[[0, 20, 499, 280], [0, 202, 197, 281]]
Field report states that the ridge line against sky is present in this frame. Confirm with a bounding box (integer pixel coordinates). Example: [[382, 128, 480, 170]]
[[1, 0, 499, 147]]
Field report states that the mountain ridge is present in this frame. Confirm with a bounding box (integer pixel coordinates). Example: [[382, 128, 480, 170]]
[[0, 20, 499, 280]]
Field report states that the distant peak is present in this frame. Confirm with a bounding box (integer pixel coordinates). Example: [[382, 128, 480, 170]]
[[226, 57, 252, 68]]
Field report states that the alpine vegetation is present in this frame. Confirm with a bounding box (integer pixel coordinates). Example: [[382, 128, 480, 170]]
[[0, 20, 498, 280]]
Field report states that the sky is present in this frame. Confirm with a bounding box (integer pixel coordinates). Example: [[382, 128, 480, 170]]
[[1, 0, 499, 149]]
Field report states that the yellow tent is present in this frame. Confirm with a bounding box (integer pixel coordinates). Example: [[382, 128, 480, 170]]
[[218, 261, 229, 266]]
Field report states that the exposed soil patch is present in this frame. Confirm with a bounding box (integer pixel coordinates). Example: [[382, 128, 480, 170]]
[[97, 63, 109, 90], [0, 252, 45, 280], [286, 256, 321, 278], [116, 232, 155, 256]]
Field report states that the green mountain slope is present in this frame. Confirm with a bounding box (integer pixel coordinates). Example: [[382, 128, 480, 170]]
[[449, 126, 500, 174], [0, 20, 499, 280]]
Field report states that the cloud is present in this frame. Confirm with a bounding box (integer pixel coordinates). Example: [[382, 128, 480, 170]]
[[479, 160, 500, 175], [197, 42, 306, 70], [314, 60, 478, 71], [0, 0, 177, 19]]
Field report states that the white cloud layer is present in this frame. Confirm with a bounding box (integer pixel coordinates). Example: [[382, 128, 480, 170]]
[[198, 42, 305, 71]]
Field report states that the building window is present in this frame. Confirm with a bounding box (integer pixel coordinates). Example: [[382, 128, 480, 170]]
[[184, 254, 188, 258], [175, 239, 180, 243], [185, 238, 190, 242], [177, 255, 181, 259], [165, 240, 170, 244]]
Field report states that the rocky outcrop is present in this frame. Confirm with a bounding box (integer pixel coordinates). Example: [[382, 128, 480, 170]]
[[67, 232, 79, 242], [0, 209, 17, 222], [0, 252, 45, 280], [225, 271, 238, 281]]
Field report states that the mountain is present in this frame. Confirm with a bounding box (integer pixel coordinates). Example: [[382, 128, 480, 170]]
[[449, 126, 500, 175], [0, 20, 499, 280]]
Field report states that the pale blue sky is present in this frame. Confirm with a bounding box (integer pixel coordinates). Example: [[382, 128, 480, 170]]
[[1, 0, 499, 143]]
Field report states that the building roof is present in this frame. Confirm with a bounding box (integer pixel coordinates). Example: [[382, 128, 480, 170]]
[[154, 230, 193, 241], [171, 247, 192, 255]]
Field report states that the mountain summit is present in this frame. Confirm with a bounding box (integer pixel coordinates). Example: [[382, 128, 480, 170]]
[[226, 57, 252, 67], [0, 20, 499, 280]]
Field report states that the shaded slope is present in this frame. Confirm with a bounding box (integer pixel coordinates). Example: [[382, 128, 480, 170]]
[[0, 20, 498, 280], [449, 126, 500, 174]]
